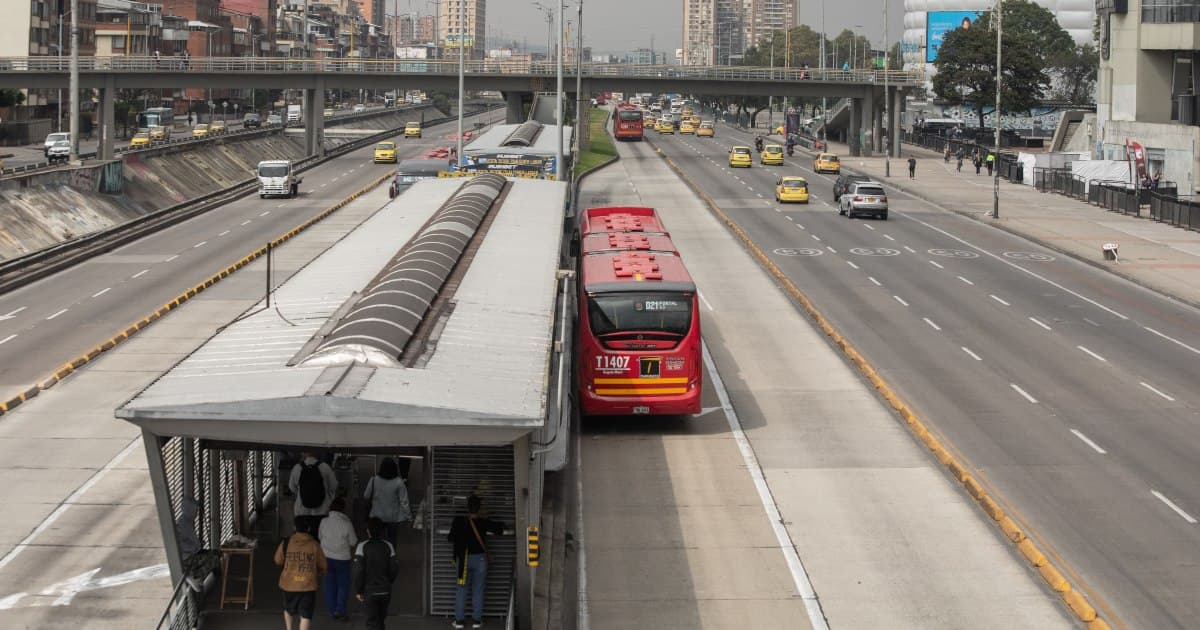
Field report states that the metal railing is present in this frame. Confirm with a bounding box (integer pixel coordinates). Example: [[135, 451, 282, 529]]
[[154, 573, 200, 630], [1149, 191, 1200, 232], [0, 56, 926, 85]]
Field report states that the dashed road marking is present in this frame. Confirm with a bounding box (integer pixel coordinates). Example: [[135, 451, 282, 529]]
[[1071, 429, 1107, 454], [0, 334, 16, 346], [990, 294, 1011, 306], [1140, 382, 1176, 402], [1151, 490, 1197, 524], [1077, 346, 1107, 362], [46, 309, 68, 320], [132, 269, 149, 279], [962, 346, 982, 361], [846, 261, 859, 269], [164, 255, 179, 263], [903, 245, 916, 253], [1029, 316, 1052, 331], [868, 277, 882, 286], [241, 220, 252, 226], [1143, 327, 1200, 356], [893, 295, 909, 307], [811, 235, 821, 241], [826, 246, 837, 254], [1010, 383, 1039, 403], [958, 276, 974, 285], [923, 317, 941, 331], [929, 260, 944, 269], [260, 211, 271, 216], [219, 230, 231, 236], [91, 288, 110, 298], [194, 241, 207, 248], [882, 234, 895, 241]]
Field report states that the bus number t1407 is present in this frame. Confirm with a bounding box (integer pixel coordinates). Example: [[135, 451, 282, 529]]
[[595, 355, 630, 371]]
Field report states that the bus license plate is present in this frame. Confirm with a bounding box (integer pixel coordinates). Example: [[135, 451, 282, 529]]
[[632, 406, 650, 415]]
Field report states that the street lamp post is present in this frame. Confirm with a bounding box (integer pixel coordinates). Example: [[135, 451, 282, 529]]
[[555, 0, 564, 180], [993, 0, 1002, 219], [456, 0, 465, 167], [574, 0, 583, 159], [69, 0, 79, 164], [883, 0, 890, 176], [819, 0, 826, 146]]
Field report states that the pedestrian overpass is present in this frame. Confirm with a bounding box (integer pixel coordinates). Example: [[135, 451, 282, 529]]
[[1, 56, 922, 159]]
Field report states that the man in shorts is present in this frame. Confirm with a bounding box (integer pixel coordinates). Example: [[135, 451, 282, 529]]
[[275, 517, 327, 629]]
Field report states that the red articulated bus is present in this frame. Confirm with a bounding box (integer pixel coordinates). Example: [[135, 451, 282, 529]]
[[613, 105, 644, 141], [575, 206, 702, 416]]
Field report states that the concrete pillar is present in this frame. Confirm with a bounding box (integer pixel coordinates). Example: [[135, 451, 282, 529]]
[[304, 80, 326, 157], [504, 91, 527, 123], [143, 431, 185, 585], [99, 75, 116, 160], [872, 89, 884, 154], [862, 89, 875, 157], [513, 436, 533, 630], [892, 88, 903, 159], [849, 98, 862, 157]]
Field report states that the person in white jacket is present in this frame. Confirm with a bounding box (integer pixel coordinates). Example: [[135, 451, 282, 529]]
[[318, 497, 357, 621], [363, 457, 411, 544]]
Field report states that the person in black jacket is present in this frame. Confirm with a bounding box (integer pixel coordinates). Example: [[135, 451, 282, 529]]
[[353, 517, 399, 630], [448, 495, 507, 629]]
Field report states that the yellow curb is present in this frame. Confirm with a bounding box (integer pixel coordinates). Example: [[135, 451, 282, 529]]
[[1063, 588, 1097, 621], [650, 139, 1113, 627]]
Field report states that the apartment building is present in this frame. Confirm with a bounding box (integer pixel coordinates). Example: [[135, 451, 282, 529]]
[[94, 0, 162, 56], [439, 0, 484, 60], [0, 1, 97, 107], [1097, 0, 1200, 192], [744, 0, 795, 49]]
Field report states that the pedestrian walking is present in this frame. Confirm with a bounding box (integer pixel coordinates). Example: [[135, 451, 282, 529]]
[[943, 145, 951, 163], [353, 518, 399, 630], [907, 155, 917, 179], [449, 495, 507, 629], [363, 457, 412, 545], [289, 451, 338, 533], [276, 518, 328, 630], [986, 152, 995, 176], [955, 148, 964, 173], [974, 156, 983, 175], [319, 497, 357, 622]]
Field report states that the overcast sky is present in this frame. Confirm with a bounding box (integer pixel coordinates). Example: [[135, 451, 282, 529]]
[[387, 0, 905, 57]]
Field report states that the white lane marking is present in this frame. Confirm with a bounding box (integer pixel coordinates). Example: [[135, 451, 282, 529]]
[[903, 246, 916, 253], [1151, 490, 1198, 524], [702, 344, 830, 629], [1143, 327, 1200, 356], [1029, 316, 1052, 331], [260, 211, 271, 216], [883, 234, 895, 241], [811, 235, 821, 241], [1010, 383, 1039, 403], [46, 309, 68, 320], [91, 288, 111, 298], [868, 277, 882, 286], [219, 230, 231, 237], [1139, 381, 1176, 402], [893, 295, 909, 307], [863, 224, 875, 231], [826, 246, 837, 254], [785, 216, 794, 221], [962, 346, 982, 361], [697, 290, 715, 312], [0, 334, 16, 345], [774, 207, 782, 213], [0, 439, 141, 572], [276, 203, 286, 208], [989, 294, 1011, 306], [164, 255, 179, 263], [796, 224, 805, 230], [193, 241, 207, 248], [1070, 429, 1107, 454], [896, 211, 1129, 320], [1077, 346, 1107, 362], [929, 260, 944, 269], [241, 220, 252, 226], [846, 261, 859, 270], [923, 317, 942, 331], [1083, 318, 1101, 327], [757, 193, 763, 198], [131, 269, 149, 279], [2, 307, 28, 318], [321, 183, 328, 187], [958, 276, 974, 286]]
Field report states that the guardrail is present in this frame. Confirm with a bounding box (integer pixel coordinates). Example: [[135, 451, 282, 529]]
[[0, 104, 503, 295], [0, 56, 926, 85]]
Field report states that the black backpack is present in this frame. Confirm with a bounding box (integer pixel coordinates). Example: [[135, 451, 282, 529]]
[[298, 462, 326, 509]]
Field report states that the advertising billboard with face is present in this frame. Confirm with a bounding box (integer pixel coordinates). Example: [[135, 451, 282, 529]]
[[926, 11, 985, 62]]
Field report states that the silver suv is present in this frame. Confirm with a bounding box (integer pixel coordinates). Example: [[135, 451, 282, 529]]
[[839, 181, 889, 220]]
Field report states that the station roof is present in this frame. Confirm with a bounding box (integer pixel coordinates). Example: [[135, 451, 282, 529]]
[[117, 177, 568, 447], [465, 123, 573, 156]]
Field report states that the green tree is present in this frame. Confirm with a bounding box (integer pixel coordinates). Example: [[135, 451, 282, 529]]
[[932, 0, 1063, 127], [1052, 43, 1098, 104], [0, 89, 26, 108]]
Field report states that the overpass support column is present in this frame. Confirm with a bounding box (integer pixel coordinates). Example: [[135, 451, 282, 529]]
[[891, 88, 903, 158], [98, 74, 116, 161], [504, 91, 528, 123], [872, 89, 884, 155], [848, 98, 862, 157], [305, 79, 326, 158], [862, 90, 876, 157]]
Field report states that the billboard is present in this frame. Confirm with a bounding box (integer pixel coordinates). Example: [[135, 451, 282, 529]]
[[926, 11, 985, 63], [453, 152, 559, 179]]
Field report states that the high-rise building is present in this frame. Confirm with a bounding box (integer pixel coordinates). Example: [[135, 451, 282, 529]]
[[416, 14, 436, 44], [0, 0, 97, 108], [682, 0, 715, 65], [744, 0, 795, 49], [439, 0, 484, 60], [714, 0, 744, 65]]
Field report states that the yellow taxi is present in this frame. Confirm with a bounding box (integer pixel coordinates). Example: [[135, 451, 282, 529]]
[[813, 152, 841, 174], [775, 176, 810, 203], [148, 125, 168, 141], [679, 120, 695, 134], [191, 124, 209, 138], [696, 121, 714, 137], [323, 108, 334, 118], [373, 141, 398, 163], [728, 145, 753, 168], [404, 122, 422, 138], [690, 115, 701, 126], [644, 116, 657, 129], [209, 120, 227, 135], [656, 119, 675, 134], [761, 144, 785, 165], [129, 132, 151, 149]]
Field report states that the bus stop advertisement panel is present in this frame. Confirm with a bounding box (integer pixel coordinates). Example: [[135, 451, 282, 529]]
[[457, 152, 559, 180]]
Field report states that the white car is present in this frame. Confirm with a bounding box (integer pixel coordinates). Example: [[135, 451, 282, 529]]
[[353, 104, 366, 113], [46, 140, 70, 162], [43, 132, 69, 156]]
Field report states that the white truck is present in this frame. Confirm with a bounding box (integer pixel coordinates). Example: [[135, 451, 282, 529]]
[[257, 160, 301, 198], [286, 104, 302, 125]]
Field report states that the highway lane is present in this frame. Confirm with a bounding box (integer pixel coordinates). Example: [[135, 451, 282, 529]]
[[0, 108, 504, 392], [641, 124, 1200, 629]]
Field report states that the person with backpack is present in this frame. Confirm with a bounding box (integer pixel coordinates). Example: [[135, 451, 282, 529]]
[[289, 451, 338, 531], [353, 517, 399, 630], [275, 517, 328, 630], [449, 495, 507, 629], [363, 457, 411, 545]]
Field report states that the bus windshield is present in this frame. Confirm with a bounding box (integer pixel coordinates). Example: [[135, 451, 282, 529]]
[[587, 292, 692, 337], [618, 111, 643, 121]]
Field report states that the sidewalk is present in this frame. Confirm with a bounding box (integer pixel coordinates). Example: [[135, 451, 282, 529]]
[[796, 137, 1200, 308]]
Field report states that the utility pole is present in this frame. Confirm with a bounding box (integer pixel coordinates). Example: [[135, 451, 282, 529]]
[[574, 0, 583, 156], [69, 0, 80, 165], [555, 0, 564, 180], [883, 0, 890, 176], [992, 0, 1002, 219], [819, 0, 826, 145], [456, 0, 465, 167]]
